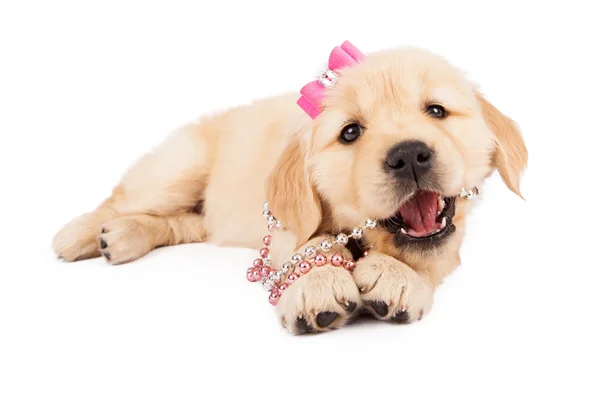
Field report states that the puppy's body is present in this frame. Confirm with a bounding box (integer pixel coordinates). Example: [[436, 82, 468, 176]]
[[53, 48, 527, 334], [200, 94, 307, 249]]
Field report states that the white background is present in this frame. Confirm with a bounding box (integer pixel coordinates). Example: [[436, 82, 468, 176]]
[[1, 1, 599, 399]]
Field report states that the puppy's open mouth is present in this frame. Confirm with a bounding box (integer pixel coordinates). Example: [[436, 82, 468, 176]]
[[380, 190, 456, 246]]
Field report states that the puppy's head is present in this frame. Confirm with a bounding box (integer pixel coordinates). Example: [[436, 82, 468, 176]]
[[268, 48, 527, 256]]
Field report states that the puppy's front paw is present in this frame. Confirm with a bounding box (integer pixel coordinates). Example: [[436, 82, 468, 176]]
[[53, 214, 101, 262], [96, 216, 155, 265], [277, 266, 361, 334], [352, 252, 434, 323]]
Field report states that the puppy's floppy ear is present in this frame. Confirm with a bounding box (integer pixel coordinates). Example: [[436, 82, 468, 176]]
[[477, 92, 528, 198], [266, 132, 322, 246]]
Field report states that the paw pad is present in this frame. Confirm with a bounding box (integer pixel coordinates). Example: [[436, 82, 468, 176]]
[[368, 300, 389, 317], [295, 317, 313, 334], [343, 301, 357, 313], [391, 311, 410, 323], [316, 311, 339, 328]]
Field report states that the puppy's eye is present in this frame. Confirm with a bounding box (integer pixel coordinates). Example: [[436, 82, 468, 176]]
[[425, 104, 447, 119], [339, 123, 362, 144]]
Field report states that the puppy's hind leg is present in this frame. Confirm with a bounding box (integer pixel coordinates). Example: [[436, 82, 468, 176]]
[[53, 122, 214, 262], [52, 204, 119, 261]]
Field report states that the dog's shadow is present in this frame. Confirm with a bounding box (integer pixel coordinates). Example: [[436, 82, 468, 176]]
[[346, 311, 383, 328]]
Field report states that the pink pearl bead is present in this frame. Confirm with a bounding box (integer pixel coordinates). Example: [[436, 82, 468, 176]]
[[344, 260, 356, 271], [278, 283, 289, 293], [331, 253, 344, 266], [247, 268, 260, 282], [260, 266, 272, 277], [251, 269, 261, 281], [263, 235, 272, 246], [268, 224, 275, 231], [287, 272, 299, 283], [253, 258, 263, 268], [268, 290, 280, 306], [314, 253, 327, 266], [298, 261, 312, 274], [259, 248, 269, 258]]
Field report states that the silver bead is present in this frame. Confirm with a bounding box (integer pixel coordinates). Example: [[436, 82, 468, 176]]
[[275, 270, 285, 279], [365, 219, 377, 230], [269, 273, 280, 283], [336, 233, 348, 245], [267, 215, 277, 225], [291, 253, 303, 264], [262, 280, 273, 291], [275, 221, 282, 229], [282, 262, 292, 272], [263, 202, 269, 211], [351, 228, 363, 239], [263, 210, 271, 219], [320, 239, 333, 252], [304, 246, 317, 258], [467, 187, 479, 200]]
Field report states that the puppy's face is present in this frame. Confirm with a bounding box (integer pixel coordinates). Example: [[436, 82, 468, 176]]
[[268, 48, 527, 258]]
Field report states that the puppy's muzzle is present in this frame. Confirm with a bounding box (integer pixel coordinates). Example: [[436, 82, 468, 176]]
[[385, 140, 433, 185]]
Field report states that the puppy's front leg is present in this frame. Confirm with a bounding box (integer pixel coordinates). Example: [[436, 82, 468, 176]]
[[352, 252, 434, 323], [276, 236, 362, 334]]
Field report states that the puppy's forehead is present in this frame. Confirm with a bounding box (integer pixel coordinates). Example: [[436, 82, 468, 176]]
[[330, 48, 475, 118]]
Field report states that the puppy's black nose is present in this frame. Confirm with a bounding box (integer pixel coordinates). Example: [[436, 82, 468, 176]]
[[386, 141, 433, 183]]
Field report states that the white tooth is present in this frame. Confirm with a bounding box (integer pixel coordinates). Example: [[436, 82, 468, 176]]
[[438, 198, 445, 211], [401, 228, 408, 234], [440, 217, 447, 228]]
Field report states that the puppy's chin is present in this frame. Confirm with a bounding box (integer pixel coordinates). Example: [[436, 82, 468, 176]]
[[378, 191, 457, 251]]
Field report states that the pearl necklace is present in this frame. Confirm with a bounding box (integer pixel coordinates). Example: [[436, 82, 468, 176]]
[[247, 187, 479, 306], [246, 202, 377, 306]]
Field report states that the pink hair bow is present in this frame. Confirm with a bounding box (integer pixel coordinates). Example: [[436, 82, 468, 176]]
[[297, 41, 365, 119]]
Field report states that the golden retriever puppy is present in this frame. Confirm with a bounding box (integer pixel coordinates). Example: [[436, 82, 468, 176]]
[[53, 46, 527, 334]]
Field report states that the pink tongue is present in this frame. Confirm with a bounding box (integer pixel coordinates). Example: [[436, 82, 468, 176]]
[[399, 191, 438, 233]]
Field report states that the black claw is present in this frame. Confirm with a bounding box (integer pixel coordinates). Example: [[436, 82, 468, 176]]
[[100, 239, 107, 249], [102, 252, 111, 261], [295, 317, 313, 334], [344, 301, 357, 313], [392, 311, 410, 323], [101, 228, 107, 234], [368, 301, 389, 317], [316, 311, 339, 328]]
